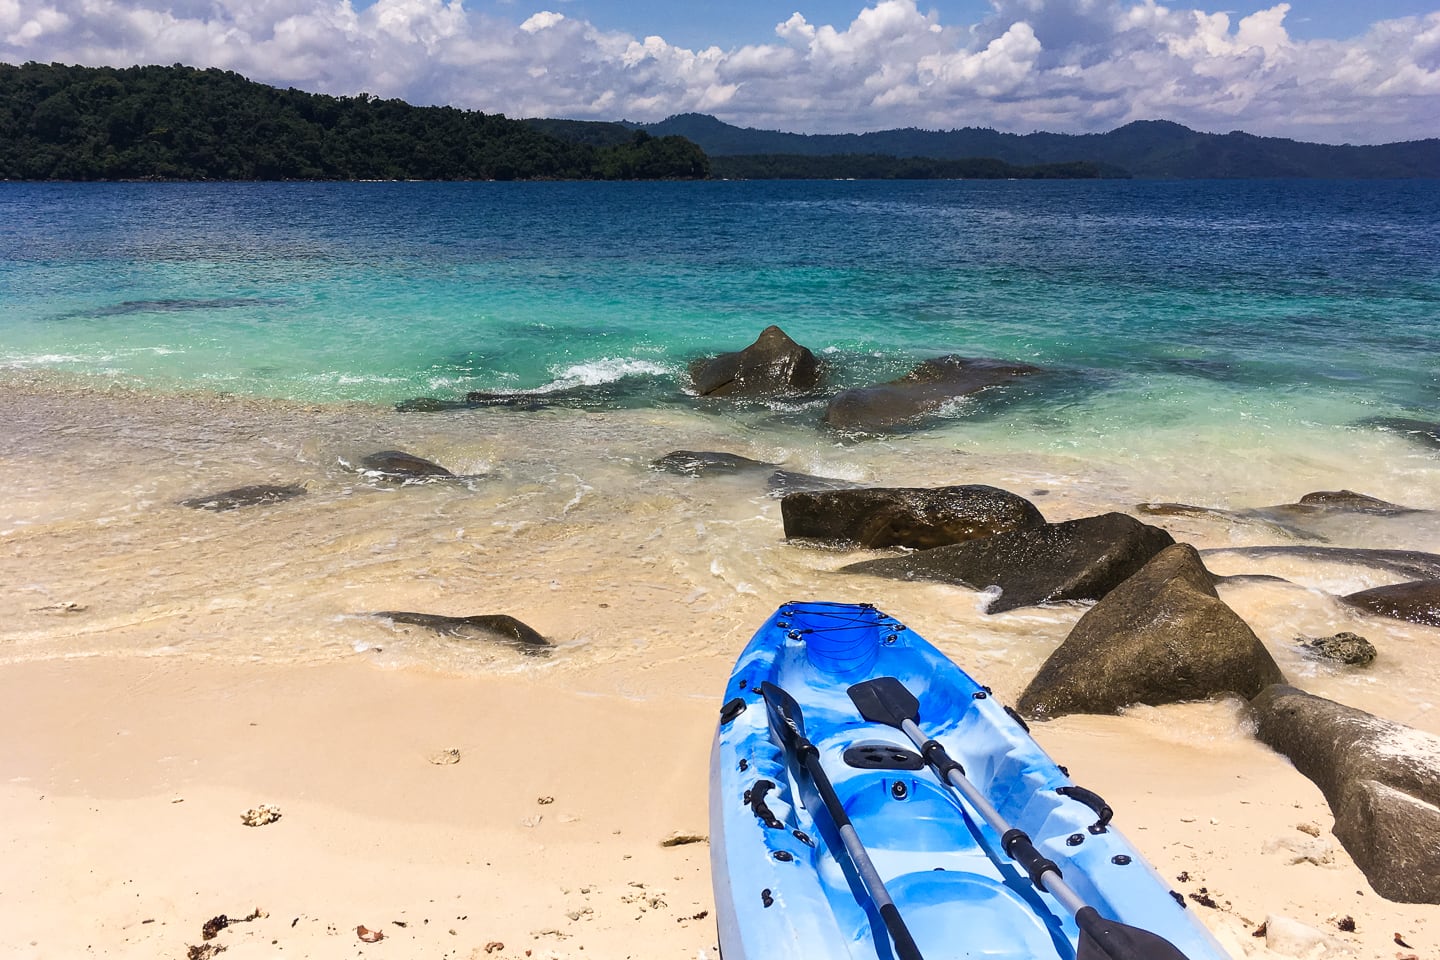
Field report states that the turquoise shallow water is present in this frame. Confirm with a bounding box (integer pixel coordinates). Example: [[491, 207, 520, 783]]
[[2, 179, 1440, 723], [3, 179, 1437, 437]]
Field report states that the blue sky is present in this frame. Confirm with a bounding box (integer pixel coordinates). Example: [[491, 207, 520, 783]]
[[3, 1, 1439, 143]]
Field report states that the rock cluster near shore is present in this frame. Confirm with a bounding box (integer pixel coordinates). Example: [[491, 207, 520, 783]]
[[397, 324, 1048, 434]]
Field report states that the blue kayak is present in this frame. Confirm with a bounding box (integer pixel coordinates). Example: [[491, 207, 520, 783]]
[[709, 601, 1231, 960]]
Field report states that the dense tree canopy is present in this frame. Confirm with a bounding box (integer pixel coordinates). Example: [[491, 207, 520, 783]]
[[0, 62, 710, 181]]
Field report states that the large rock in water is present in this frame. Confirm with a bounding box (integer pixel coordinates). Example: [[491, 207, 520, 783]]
[[689, 325, 822, 398], [1017, 544, 1284, 718], [1250, 684, 1440, 903], [841, 512, 1174, 613], [824, 355, 1041, 432], [1340, 579, 1440, 626], [782, 485, 1045, 550]]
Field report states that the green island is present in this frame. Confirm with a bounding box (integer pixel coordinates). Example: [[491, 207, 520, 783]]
[[0, 62, 710, 181]]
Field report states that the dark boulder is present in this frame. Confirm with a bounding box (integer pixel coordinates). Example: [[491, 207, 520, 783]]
[[374, 612, 550, 656], [1341, 580, 1440, 626], [1297, 632, 1376, 666], [651, 450, 777, 477], [824, 355, 1042, 432], [357, 450, 454, 481], [1250, 684, 1440, 903], [842, 512, 1174, 613], [689, 325, 822, 398], [782, 485, 1045, 550], [1016, 544, 1284, 718], [179, 484, 307, 511]]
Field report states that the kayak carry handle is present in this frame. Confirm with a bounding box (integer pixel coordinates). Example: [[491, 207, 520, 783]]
[[1057, 785, 1114, 834]]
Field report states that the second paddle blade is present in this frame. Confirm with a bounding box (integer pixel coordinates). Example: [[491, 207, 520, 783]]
[[1077, 906, 1193, 960], [848, 676, 921, 728]]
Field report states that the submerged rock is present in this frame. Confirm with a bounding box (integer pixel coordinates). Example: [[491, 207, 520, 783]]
[[1250, 684, 1440, 903], [1137, 489, 1426, 540], [651, 450, 778, 477], [394, 397, 471, 413], [823, 355, 1042, 432], [179, 483, 307, 511], [356, 450, 454, 481], [373, 611, 550, 655], [1016, 544, 1284, 718], [399, 374, 670, 414], [1200, 546, 1440, 583], [1297, 631, 1377, 666], [841, 512, 1174, 613], [689, 325, 823, 398], [1295, 489, 1418, 515], [1358, 416, 1440, 450], [1341, 580, 1440, 626], [782, 484, 1045, 550]]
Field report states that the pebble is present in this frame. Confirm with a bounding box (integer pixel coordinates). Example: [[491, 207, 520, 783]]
[[1263, 914, 1331, 957]]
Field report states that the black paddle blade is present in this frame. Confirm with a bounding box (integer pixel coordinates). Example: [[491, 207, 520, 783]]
[[760, 681, 809, 754], [1076, 907, 1192, 960], [848, 676, 920, 728]]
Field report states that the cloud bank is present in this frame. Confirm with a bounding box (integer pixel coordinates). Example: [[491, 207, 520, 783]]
[[2, 0, 1438, 144]]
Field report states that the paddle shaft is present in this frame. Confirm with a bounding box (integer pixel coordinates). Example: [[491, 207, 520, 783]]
[[798, 745, 924, 960], [845, 670, 1197, 960], [762, 682, 924, 960]]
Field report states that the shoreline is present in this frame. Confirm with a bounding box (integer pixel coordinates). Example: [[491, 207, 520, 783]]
[[3, 374, 1439, 958]]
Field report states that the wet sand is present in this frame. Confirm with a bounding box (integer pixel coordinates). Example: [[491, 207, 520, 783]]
[[2, 374, 1439, 958]]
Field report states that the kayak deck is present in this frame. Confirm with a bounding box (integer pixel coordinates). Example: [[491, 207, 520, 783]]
[[711, 601, 1229, 960]]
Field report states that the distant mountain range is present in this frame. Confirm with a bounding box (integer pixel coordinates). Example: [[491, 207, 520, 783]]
[[527, 114, 1440, 179]]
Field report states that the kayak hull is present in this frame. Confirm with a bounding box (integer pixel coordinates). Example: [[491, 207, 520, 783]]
[[709, 601, 1229, 960]]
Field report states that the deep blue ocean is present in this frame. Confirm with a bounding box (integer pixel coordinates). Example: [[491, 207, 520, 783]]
[[2, 178, 1438, 438]]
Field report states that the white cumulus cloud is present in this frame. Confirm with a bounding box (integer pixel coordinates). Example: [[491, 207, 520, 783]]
[[1, 0, 1437, 143]]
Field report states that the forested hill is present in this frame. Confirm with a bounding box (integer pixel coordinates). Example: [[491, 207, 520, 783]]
[[637, 113, 1439, 179], [0, 62, 709, 181]]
